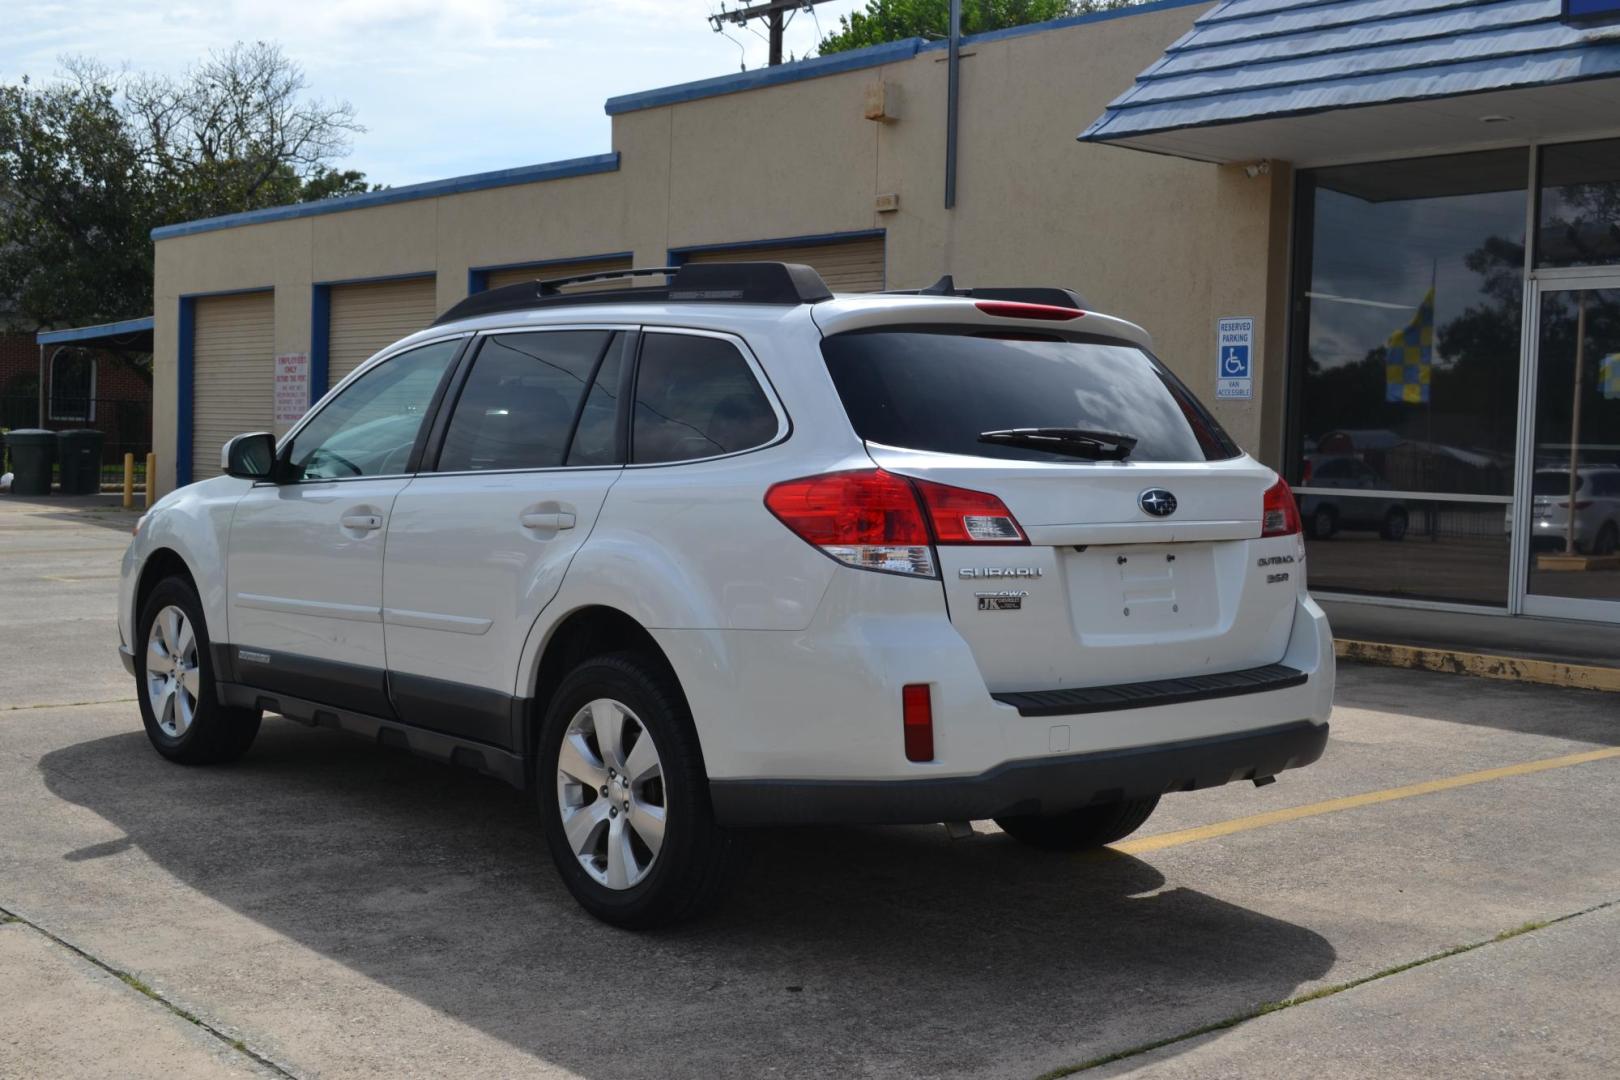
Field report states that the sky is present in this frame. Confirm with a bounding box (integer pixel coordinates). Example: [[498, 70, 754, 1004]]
[[3, 0, 868, 186]]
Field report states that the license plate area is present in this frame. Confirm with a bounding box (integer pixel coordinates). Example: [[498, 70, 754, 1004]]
[[1064, 543, 1221, 639]]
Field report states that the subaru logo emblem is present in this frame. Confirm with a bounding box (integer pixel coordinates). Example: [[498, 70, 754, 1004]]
[[1139, 488, 1177, 517]]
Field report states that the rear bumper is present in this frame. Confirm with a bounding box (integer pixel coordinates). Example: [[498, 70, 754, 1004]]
[[712, 719, 1329, 826]]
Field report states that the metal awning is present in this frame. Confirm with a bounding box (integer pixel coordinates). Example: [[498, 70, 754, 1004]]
[[35, 316, 154, 351], [1080, 0, 1620, 166]]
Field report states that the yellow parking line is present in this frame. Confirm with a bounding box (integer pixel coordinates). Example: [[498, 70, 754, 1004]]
[[1115, 746, 1620, 855]]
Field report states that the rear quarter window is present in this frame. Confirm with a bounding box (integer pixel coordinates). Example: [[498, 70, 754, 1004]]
[[821, 328, 1240, 463], [631, 333, 780, 464]]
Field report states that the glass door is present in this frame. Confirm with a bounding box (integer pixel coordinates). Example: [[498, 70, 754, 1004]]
[[1519, 277, 1620, 621]]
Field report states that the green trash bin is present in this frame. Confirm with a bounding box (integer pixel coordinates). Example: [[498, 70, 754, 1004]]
[[5, 429, 57, 496], [56, 430, 105, 495]]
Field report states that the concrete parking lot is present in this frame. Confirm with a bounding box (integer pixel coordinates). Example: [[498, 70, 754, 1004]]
[[2, 494, 1618, 1079]]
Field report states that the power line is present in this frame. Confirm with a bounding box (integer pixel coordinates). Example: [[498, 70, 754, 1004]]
[[709, 1, 839, 66]]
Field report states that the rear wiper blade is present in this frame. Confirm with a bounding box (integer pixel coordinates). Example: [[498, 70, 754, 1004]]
[[978, 427, 1138, 460]]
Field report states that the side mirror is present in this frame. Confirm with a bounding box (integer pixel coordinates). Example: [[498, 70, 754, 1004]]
[[222, 432, 277, 480]]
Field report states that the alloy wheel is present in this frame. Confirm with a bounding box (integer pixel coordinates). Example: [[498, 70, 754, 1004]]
[[556, 698, 667, 890], [145, 605, 201, 737]]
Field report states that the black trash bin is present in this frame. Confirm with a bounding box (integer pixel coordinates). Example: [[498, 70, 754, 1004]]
[[5, 429, 57, 495], [56, 430, 105, 495]]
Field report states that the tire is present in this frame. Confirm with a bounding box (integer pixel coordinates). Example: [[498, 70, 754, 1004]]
[[995, 796, 1160, 851], [1596, 523, 1619, 557], [537, 652, 744, 929], [1308, 505, 1337, 540], [1380, 506, 1409, 542], [135, 576, 261, 765]]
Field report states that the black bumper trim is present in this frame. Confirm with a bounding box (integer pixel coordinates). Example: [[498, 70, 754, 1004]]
[[709, 720, 1328, 826], [992, 663, 1308, 718]]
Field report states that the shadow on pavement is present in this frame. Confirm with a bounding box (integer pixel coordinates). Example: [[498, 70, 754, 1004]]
[[1335, 662, 1620, 747], [0, 493, 140, 532], [41, 722, 1336, 1078]]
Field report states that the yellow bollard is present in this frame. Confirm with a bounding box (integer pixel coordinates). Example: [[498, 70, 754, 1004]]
[[144, 452, 156, 509], [122, 452, 135, 510]]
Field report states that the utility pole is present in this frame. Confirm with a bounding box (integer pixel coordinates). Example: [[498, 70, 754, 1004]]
[[709, 1, 838, 66], [945, 0, 961, 209]]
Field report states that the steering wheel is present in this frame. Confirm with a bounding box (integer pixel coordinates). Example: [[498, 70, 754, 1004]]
[[307, 447, 362, 478]]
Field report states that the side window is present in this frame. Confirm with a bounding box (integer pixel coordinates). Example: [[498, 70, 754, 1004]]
[[437, 331, 613, 472], [630, 333, 779, 465], [284, 339, 459, 481]]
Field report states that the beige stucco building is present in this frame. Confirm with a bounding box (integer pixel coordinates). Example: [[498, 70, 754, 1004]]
[[150, 0, 1620, 624]]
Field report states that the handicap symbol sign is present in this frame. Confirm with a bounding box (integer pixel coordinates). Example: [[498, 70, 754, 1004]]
[[1222, 345, 1251, 379]]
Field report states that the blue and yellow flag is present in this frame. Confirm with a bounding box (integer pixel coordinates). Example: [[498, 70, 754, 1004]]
[[1384, 287, 1435, 405], [1602, 353, 1620, 401]]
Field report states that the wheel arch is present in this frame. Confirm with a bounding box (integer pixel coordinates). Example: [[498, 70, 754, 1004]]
[[522, 605, 701, 783], [135, 547, 200, 628]]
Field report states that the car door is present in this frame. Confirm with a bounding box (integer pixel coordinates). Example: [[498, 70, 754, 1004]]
[[380, 328, 630, 748], [226, 337, 463, 714]]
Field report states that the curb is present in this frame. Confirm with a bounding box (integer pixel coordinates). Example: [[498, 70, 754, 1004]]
[[1335, 638, 1620, 693]]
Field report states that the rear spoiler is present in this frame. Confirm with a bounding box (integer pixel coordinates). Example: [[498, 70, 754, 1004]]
[[883, 275, 1086, 312]]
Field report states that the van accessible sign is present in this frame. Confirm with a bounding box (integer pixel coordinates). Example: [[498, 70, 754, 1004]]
[[1216, 316, 1253, 400]]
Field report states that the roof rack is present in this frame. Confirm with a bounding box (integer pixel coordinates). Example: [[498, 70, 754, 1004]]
[[891, 275, 1087, 311], [433, 261, 834, 326]]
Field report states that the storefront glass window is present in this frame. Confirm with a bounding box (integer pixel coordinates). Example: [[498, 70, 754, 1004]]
[[1538, 138, 1620, 268], [1291, 149, 1528, 605]]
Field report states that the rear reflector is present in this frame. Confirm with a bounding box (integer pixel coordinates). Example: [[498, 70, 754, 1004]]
[[974, 300, 1084, 321], [1262, 477, 1302, 537], [913, 478, 1028, 545], [902, 684, 934, 762]]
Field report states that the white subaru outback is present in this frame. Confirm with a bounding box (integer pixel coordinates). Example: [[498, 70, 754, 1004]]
[[119, 263, 1333, 928]]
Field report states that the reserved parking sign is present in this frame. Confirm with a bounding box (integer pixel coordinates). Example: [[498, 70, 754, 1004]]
[[1216, 316, 1254, 400]]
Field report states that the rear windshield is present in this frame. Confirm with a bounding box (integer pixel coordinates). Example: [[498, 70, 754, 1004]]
[[1533, 471, 1582, 495], [821, 328, 1240, 463]]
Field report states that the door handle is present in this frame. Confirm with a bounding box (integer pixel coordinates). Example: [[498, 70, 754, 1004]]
[[340, 513, 383, 531], [520, 511, 577, 531]]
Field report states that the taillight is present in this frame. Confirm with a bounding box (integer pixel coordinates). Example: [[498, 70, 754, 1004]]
[[974, 300, 1084, 321], [913, 478, 1027, 544], [764, 469, 935, 577], [764, 469, 1030, 575], [902, 684, 934, 762], [1262, 477, 1302, 537]]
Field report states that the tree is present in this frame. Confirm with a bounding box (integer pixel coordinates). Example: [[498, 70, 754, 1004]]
[[0, 43, 371, 332], [817, 0, 1146, 53]]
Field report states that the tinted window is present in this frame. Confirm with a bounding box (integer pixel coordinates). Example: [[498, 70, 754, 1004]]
[[821, 330, 1239, 464], [1294, 150, 1526, 497], [630, 334, 778, 464], [567, 337, 625, 466], [284, 340, 458, 480], [1537, 138, 1620, 268], [438, 331, 613, 472], [1534, 471, 1582, 496]]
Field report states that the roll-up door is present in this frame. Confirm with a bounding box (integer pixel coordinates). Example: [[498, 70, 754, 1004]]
[[683, 235, 885, 293], [192, 291, 274, 482], [483, 255, 634, 293], [327, 276, 437, 387]]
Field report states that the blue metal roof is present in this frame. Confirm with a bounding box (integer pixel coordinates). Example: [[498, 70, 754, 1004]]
[[37, 316, 154, 347], [1081, 0, 1620, 145], [150, 153, 620, 241]]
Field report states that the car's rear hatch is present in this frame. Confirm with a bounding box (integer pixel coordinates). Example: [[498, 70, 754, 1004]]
[[816, 306, 1301, 694]]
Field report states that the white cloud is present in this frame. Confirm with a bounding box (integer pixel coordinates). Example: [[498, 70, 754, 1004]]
[[2, 0, 866, 184]]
